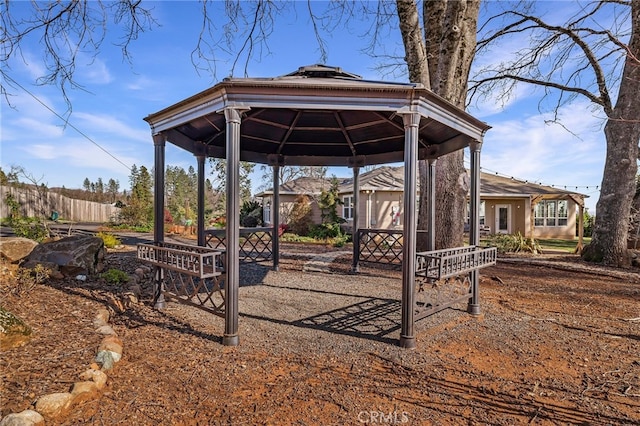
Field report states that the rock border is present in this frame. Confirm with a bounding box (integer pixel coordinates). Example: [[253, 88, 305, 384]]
[[0, 306, 123, 425]]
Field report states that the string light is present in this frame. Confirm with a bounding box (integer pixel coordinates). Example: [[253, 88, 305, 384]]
[[463, 155, 601, 192]]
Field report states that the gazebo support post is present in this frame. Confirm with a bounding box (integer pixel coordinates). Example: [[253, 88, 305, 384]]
[[222, 107, 243, 346], [400, 112, 419, 349], [351, 166, 360, 273], [152, 134, 166, 310], [196, 154, 206, 247], [468, 140, 482, 315], [427, 158, 437, 252], [272, 164, 280, 271]]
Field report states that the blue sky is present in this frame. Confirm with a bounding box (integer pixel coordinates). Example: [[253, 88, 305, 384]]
[[1, 1, 609, 212]]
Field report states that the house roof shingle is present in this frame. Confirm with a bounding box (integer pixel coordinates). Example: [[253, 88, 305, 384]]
[[258, 165, 587, 199]]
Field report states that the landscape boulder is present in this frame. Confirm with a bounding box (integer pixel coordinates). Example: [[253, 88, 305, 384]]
[[22, 235, 106, 277], [0, 237, 39, 263]]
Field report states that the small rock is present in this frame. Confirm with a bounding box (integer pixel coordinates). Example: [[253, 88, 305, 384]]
[[95, 325, 116, 335], [92, 318, 107, 328], [134, 268, 146, 280], [95, 309, 110, 324], [90, 370, 108, 389], [35, 392, 73, 418], [50, 270, 64, 280], [71, 380, 98, 395], [75, 275, 87, 281], [95, 350, 115, 370], [98, 340, 123, 360], [121, 291, 138, 306], [70, 381, 99, 405], [0, 409, 44, 426], [128, 283, 142, 296], [101, 335, 123, 347]]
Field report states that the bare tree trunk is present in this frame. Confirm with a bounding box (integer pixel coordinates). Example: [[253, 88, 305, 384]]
[[585, 1, 640, 266], [417, 0, 480, 250]]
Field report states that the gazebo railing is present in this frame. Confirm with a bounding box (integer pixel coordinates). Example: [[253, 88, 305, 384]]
[[414, 246, 497, 320], [205, 227, 273, 262], [137, 242, 226, 317], [357, 228, 404, 265]]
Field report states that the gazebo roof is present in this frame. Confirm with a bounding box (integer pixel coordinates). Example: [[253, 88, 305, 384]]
[[144, 64, 490, 166]]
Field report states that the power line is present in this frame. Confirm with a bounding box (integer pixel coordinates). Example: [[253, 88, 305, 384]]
[[4, 75, 133, 172]]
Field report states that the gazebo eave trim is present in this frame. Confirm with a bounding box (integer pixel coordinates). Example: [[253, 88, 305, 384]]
[[144, 81, 490, 142]]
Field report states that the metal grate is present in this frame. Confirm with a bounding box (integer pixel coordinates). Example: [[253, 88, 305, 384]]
[[205, 227, 273, 262]]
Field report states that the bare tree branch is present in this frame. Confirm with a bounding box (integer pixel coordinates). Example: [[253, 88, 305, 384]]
[[471, 1, 632, 117], [1, 1, 157, 115]]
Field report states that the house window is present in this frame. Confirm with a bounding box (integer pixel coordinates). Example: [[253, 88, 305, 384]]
[[535, 200, 569, 227], [343, 195, 353, 220], [263, 201, 271, 224], [557, 200, 568, 226], [466, 201, 486, 225]]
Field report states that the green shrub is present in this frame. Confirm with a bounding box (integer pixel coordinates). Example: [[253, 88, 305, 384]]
[[308, 223, 343, 240], [96, 232, 121, 248], [11, 218, 48, 242], [100, 268, 129, 284], [240, 200, 263, 227], [484, 232, 541, 254], [330, 233, 351, 248], [10, 264, 52, 294], [280, 233, 317, 243], [288, 195, 313, 236]]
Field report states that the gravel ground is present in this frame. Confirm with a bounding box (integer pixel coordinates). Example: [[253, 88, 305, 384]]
[[1, 242, 639, 425]]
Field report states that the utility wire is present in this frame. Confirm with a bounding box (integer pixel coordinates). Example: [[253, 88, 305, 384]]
[[4, 74, 607, 194], [4, 75, 133, 172]]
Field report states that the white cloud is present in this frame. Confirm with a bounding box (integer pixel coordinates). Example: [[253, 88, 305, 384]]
[[73, 112, 150, 143], [20, 137, 145, 175], [77, 54, 113, 85], [20, 51, 48, 80], [126, 76, 154, 91], [480, 100, 606, 211]]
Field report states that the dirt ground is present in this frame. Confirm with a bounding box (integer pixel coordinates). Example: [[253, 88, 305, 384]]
[[1, 242, 639, 425]]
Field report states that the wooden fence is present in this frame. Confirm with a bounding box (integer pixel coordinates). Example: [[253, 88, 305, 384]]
[[0, 186, 120, 223]]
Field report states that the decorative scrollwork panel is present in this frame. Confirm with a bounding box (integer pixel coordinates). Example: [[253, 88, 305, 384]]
[[414, 274, 471, 320]]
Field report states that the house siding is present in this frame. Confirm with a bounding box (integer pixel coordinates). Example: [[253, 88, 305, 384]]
[[483, 197, 577, 239], [341, 190, 404, 231], [258, 167, 585, 240], [483, 198, 528, 236], [262, 194, 323, 226]]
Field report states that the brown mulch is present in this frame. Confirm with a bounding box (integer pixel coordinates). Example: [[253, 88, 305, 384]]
[[1, 242, 639, 425]]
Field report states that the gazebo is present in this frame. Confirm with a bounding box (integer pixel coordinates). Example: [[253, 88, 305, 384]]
[[138, 64, 495, 349]]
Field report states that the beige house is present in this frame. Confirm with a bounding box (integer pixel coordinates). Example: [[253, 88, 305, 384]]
[[259, 166, 587, 240], [258, 167, 406, 231], [477, 173, 586, 239], [257, 176, 340, 226]]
